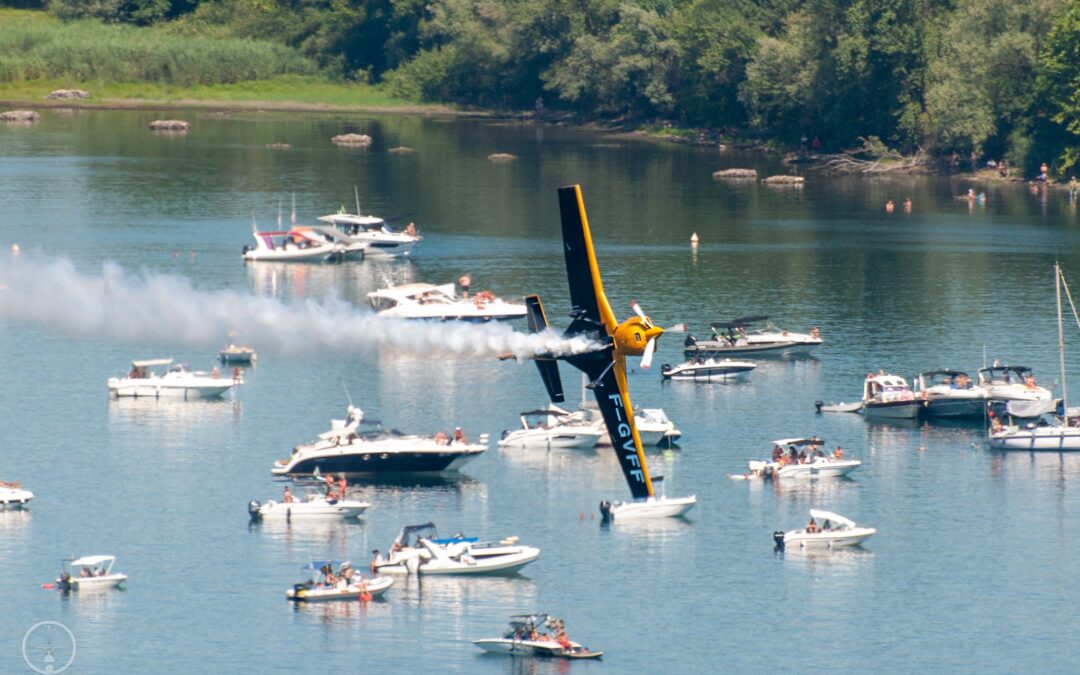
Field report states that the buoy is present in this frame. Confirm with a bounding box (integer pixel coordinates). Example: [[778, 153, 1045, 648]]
[[11, 243, 19, 254], [579, 512, 584, 521], [690, 233, 699, 244]]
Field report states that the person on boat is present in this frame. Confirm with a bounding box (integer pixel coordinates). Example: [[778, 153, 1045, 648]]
[[806, 518, 820, 533], [555, 625, 572, 649], [370, 549, 383, 574], [903, 198, 912, 213], [810, 326, 820, 339], [885, 200, 894, 213], [337, 474, 348, 500], [990, 414, 1004, 433], [458, 273, 472, 298], [833, 447, 844, 460], [771, 445, 784, 462], [321, 564, 338, 586], [339, 562, 355, 585], [211, 366, 220, 379], [405, 222, 417, 237], [1025, 374, 1038, 390], [390, 540, 403, 555], [232, 367, 242, 384], [324, 474, 338, 501], [283, 486, 295, 503], [453, 427, 468, 444], [435, 431, 449, 446]]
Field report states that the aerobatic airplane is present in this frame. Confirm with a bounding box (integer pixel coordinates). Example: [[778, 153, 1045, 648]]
[[522, 185, 696, 520]]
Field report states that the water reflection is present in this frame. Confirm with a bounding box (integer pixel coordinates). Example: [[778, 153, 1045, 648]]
[[107, 397, 243, 433], [777, 545, 876, 570], [0, 508, 31, 531], [246, 259, 416, 304]]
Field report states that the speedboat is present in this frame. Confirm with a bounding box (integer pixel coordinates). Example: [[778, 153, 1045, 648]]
[[977, 364, 1053, 405], [660, 358, 756, 382], [248, 493, 371, 522], [913, 370, 989, 419], [682, 316, 821, 359], [368, 282, 526, 321], [599, 495, 697, 520], [498, 405, 604, 449], [286, 561, 393, 602], [774, 510, 875, 549], [745, 438, 861, 479], [107, 359, 238, 399], [317, 211, 420, 258], [0, 481, 33, 509], [241, 225, 365, 262], [218, 344, 256, 364], [473, 614, 603, 659], [988, 416, 1080, 451], [57, 555, 127, 591], [577, 398, 682, 447], [862, 372, 919, 419], [373, 523, 540, 575], [270, 405, 487, 476]]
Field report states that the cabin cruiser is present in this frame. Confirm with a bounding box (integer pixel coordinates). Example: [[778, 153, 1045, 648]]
[[913, 370, 989, 419], [248, 492, 371, 522], [682, 316, 821, 359], [977, 364, 1053, 405], [317, 210, 420, 258], [745, 438, 861, 479], [241, 226, 366, 262], [773, 510, 876, 549], [373, 523, 540, 575], [367, 282, 526, 321], [107, 359, 238, 399], [498, 405, 604, 449], [218, 344, 256, 364], [57, 555, 127, 591], [270, 405, 487, 476], [660, 358, 756, 382], [473, 614, 603, 659], [286, 561, 393, 602], [862, 372, 919, 419], [0, 481, 33, 509]]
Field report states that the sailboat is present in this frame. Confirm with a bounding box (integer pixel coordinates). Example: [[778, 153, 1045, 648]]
[[988, 263, 1080, 451]]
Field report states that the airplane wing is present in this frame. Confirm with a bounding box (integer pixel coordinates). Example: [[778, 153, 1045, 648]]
[[568, 349, 654, 500], [557, 185, 617, 337]]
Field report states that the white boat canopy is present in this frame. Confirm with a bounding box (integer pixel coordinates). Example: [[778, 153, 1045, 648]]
[[131, 358, 173, 368], [808, 509, 856, 529], [771, 437, 825, 447], [318, 214, 386, 227], [69, 555, 116, 567]]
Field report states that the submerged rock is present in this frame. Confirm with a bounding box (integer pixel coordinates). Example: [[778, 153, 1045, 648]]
[[712, 168, 757, 179], [46, 89, 89, 100], [0, 110, 40, 122], [331, 133, 372, 146], [149, 119, 190, 131]]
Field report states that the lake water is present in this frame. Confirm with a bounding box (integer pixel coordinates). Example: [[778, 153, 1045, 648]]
[[2, 109, 1080, 673]]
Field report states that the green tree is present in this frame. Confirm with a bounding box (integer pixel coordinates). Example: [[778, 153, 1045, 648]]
[[1037, 0, 1080, 175]]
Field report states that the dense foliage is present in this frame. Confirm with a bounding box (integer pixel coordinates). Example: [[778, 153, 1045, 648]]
[[3, 0, 1078, 175]]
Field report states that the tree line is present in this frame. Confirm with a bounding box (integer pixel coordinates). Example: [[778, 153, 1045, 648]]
[[10, 0, 1080, 178]]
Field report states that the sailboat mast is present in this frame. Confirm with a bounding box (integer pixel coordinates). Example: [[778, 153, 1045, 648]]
[[354, 186, 361, 216], [1057, 263, 1068, 424]]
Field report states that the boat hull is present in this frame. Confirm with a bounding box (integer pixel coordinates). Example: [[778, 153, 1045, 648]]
[[662, 363, 756, 382], [107, 378, 234, 399], [684, 340, 819, 359], [750, 459, 861, 479], [273, 447, 484, 476], [498, 429, 602, 449], [988, 428, 1080, 451], [0, 487, 33, 508], [286, 576, 393, 601], [472, 639, 601, 659], [783, 528, 876, 548], [250, 498, 370, 521], [601, 495, 696, 520], [863, 401, 919, 419], [920, 397, 987, 419], [69, 574, 127, 590]]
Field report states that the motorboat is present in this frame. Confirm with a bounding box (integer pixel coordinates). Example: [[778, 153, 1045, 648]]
[[218, 344, 256, 364], [248, 492, 371, 522], [317, 213, 419, 258], [977, 363, 1053, 405], [682, 316, 821, 359], [270, 405, 487, 476], [745, 438, 861, 479], [498, 405, 604, 449], [373, 523, 540, 575], [773, 510, 876, 549], [241, 225, 365, 262], [473, 614, 603, 659], [0, 481, 33, 509], [575, 394, 682, 447], [660, 358, 756, 382], [862, 372, 919, 419], [286, 561, 393, 602], [599, 495, 697, 521], [367, 282, 526, 321], [107, 359, 238, 399], [987, 264, 1080, 451], [913, 370, 989, 419], [57, 555, 127, 591]]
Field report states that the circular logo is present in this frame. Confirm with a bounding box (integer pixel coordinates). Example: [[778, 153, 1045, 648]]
[[22, 621, 76, 674]]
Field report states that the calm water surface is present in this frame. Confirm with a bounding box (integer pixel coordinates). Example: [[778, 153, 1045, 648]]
[[2, 110, 1080, 673]]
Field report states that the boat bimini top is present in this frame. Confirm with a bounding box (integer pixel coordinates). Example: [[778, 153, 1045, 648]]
[[710, 315, 769, 330], [771, 437, 825, 449], [808, 509, 857, 530]]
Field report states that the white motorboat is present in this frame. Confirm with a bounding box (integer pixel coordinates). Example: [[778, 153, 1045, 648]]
[[373, 523, 540, 575], [218, 344, 256, 364], [317, 187, 420, 258], [599, 486, 697, 520], [248, 493, 371, 522], [107, 359, 238, 399], [0, 481, 33, 509], [57, 555, 127, 591], [660, 358, 757, 382], [774, 510, 876, 549], [745, 438, 861, 479], [286, 561, 393, 602], [498, 405, 604, 449], [988, 264, 1080, 451], [977, 363, 1053, 404], [596, 407, 682, 447], [473, 614, 603, 659], [913, 370, 989, 419], [682, 316, 821, 359], [367, 282, 526, 321], [862, 372, 919, 419], [271, 405, 487, 476], [241, 225, 365, 262]]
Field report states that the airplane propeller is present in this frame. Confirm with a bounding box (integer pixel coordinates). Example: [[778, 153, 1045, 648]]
[[629, 301, 690, 369]]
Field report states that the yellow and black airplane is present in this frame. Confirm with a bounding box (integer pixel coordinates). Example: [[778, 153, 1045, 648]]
[[524, 185, 684, 507]]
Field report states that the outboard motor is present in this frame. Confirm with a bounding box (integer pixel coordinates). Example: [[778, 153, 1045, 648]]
[[248, 500, 262, 522], [57, 572, 73, 593], [684, 334, 696, 347], [773, 531, 787, 549], [661, 364, 672, 374], [599, 500, 614, 523], [241, 245, 252, 255], [814, 400, 824, 414]]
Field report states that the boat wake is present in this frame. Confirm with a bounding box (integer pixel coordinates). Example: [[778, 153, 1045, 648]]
[[0, 253, 600, 361]]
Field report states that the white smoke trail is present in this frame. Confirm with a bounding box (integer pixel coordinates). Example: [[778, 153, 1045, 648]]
[[0, 254, 600, 360]]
